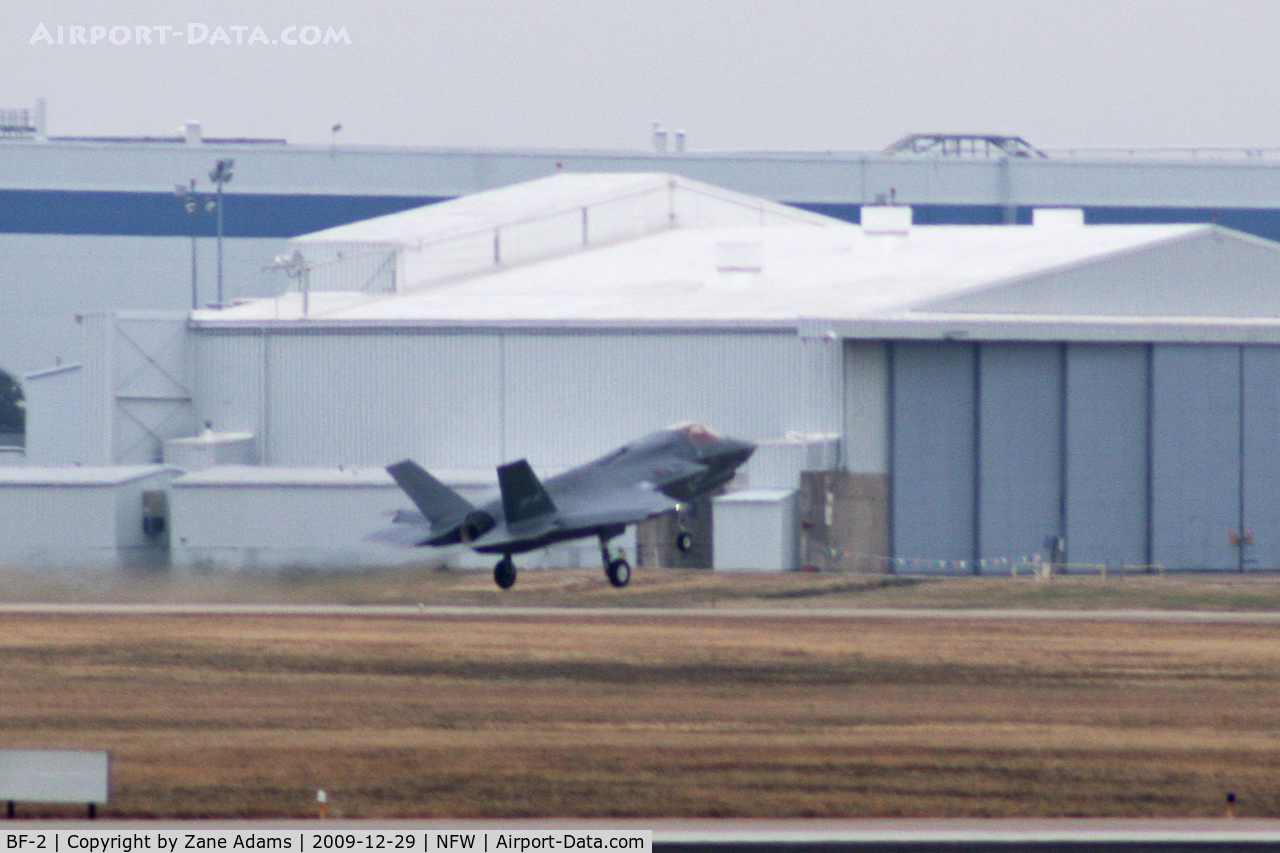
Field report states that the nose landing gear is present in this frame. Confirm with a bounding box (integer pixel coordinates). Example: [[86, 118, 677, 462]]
[[599, 528, 631, 588], [606, 558, 632, 587]]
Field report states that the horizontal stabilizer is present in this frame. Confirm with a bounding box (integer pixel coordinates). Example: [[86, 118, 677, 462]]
[[386, 460, 474, 532], [365, 524, 434, 548], [390, 508, 427, 525], [498, 459, 557, 524]]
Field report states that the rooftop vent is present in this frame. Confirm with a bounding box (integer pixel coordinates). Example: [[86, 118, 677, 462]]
[[651, 123, 667, 154], [860, 205, 912, 234], [1032, 208, 1085, 228], [183, 120, 202, 145], [715, 241, 763, 272]]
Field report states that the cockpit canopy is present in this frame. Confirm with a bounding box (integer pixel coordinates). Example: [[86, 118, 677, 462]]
[[664, 422, 721, 445]]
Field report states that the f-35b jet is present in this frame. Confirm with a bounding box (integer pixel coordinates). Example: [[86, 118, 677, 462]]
[[379, 423, 755, 589]]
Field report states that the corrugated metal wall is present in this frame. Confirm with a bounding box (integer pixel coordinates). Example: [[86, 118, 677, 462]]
[[192, 326, 803, 470], [842, 341, 888, 473], [891, 340, 1280, 572]]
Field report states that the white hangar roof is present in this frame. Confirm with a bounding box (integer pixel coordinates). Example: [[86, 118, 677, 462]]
[[199, 173, 1280, 342], [294, 171, 836, 246]]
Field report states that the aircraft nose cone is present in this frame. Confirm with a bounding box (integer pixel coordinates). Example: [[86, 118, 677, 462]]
[[719, 437, 756, 467]]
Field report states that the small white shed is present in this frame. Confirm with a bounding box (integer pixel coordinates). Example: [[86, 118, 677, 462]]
[[168, 466, 417, 571], [712, 489, 799, 572], [0, 466, 169, 572]]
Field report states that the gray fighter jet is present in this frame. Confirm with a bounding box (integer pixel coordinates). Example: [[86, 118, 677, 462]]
[[379, 423, 755, 589]]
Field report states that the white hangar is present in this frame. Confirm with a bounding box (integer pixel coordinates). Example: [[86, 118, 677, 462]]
[[24, 172, 1280, 573]]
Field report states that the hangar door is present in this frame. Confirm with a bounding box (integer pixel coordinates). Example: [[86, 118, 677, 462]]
[[891, 341, 1066, 570], [1151, 345, 1280, 571], [891, 341, 1280, 572]]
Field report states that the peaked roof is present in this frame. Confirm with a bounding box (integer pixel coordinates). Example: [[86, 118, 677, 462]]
[[294, 172, 838, 247], [199, 173, 1280, 343]]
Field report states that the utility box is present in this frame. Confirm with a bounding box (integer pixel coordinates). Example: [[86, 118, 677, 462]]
[[712, 489, 798, 572]]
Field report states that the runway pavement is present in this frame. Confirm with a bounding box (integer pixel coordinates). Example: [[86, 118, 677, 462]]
[[2, 602, 1280, 622]]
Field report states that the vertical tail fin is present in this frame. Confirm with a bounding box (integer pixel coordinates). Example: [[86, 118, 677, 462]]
[[386, 460, 474, 531], [497, 459, 557, 524]]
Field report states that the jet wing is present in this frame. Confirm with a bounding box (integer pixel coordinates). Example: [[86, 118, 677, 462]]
[[555, 485, 681, 528], [467, 486, 680, 553]]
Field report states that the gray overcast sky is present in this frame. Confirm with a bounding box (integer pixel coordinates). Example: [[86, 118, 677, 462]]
[[5, 0, 1280, 153]]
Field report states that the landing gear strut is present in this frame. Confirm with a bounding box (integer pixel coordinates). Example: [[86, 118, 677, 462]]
[[494, 554, 517, 589], [600, 530, 631, 588]]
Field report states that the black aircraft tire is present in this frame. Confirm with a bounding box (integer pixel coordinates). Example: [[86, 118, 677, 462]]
[[606, 558, 632, 588], [494, 557, 517, 589], [675, 531, 694, 553]]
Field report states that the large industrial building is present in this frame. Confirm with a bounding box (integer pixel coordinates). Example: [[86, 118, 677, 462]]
[[17, 170, 1280, 576], [9, 104, 1280, 380], [10, 110, 1280, 576]]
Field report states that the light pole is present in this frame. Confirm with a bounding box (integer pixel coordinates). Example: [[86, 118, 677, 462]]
[[174, 180, 214, 309], [208, 158, 234, 308]]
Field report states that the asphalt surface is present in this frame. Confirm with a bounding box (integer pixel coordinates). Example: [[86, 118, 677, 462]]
[[2, 603, 1280, 622]]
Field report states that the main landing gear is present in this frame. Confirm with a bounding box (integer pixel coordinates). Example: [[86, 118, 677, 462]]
[[494, 554, 517, 589], [490, 531, 632, 590]]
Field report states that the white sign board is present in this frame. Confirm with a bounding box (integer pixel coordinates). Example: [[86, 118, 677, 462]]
[[0, 750, 109, 803]]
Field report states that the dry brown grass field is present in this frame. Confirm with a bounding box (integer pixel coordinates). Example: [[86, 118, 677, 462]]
[[3, 569, 1280, 819]]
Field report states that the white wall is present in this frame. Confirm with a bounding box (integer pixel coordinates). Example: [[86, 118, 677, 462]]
[[191, 327, 808, 469], [0, 235, 288, 378], [23, 364, 84, 465], [0, 468, 168, 572], [713, 489, 798, 571]]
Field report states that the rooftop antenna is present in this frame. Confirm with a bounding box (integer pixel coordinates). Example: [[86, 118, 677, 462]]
[[330, 123, 342, 157]]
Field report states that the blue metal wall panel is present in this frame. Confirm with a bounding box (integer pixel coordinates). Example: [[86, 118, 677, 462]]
[[1243, 347, 1280, 570], [1064, 345, 1149, 568], [890, 342, 976, 565], [0, 189, 442, 238], [1151, 345, 1240, 570], [977, 344, 1063, 563]]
